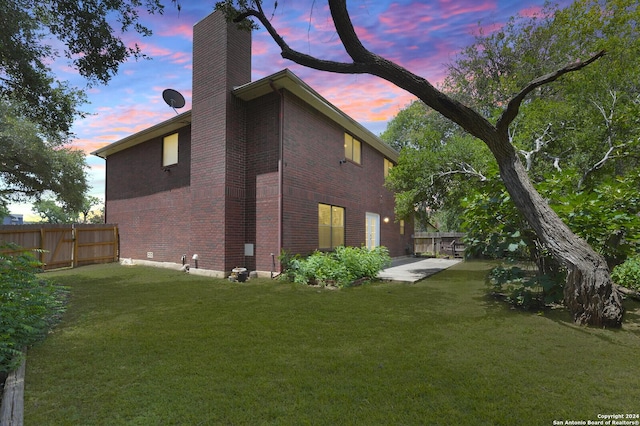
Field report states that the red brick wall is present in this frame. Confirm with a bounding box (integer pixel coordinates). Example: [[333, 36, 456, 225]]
[[279, 91, 412, 259], [105, 125, 191, 201], [104, 10, 412, 271], [104, 125, 192, 262], [107, 188, 191, 263], [190, 11, 251, 272], [245, 92, 280, 271], [255, 172, 280, 272]]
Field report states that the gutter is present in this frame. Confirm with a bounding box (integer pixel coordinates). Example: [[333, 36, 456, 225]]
[[269, 80, 284, 277]]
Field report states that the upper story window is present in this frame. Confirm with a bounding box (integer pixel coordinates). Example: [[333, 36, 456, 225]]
[[163, 133, 179, 166], [384, 158, 394, 177], [344, 133, 361, 164]]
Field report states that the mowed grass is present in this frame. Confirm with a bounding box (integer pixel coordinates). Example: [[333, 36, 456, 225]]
[[24, 262, 640, 425]]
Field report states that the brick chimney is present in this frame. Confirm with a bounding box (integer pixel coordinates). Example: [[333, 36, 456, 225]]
[[190, 10, 251, 273]]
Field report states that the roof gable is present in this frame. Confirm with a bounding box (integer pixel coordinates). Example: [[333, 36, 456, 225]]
[[92, 69, 398, 162], [233, 69, 398, 162]]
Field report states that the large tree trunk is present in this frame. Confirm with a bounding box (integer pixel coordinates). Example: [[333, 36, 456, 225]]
[[233, 0, 625, 326], [495, 148, 624, 327]]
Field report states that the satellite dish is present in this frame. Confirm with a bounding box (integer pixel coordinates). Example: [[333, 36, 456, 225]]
[[162, 89, 186, 114]]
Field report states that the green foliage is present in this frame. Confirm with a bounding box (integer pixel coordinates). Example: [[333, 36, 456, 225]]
[[539, 172, 640, 265], [487, 264, 564, 310], [431, 0, 640, 238], [281, 246, 391, 288], [277, 249, 303, 282], [611, 257, 640, 291], [33, 198, 76, 224], [32, 195, 104, 224], [460, 172, 537, 261], [2, 0, 166, 210], [382, 102, 493, 230], [214, 0, 261, 31], [0, 102, 89, 211], [1, 0, 164, 138], [462, 169, 639, 270], [0, 243, 67, 373]]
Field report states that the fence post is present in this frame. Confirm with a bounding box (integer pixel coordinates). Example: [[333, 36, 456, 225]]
[[72, 224, 77, 268], [39, 227, 45, 265]]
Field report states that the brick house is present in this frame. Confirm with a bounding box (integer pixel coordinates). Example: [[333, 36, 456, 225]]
[[92, 10, 413, 277]]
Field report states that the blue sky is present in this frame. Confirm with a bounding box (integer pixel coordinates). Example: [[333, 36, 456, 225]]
[[12, 0, 570, 219]]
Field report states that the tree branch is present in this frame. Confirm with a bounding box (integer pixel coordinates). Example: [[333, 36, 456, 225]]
[[496, 50, 606, 134], [518, 123, 553, 171], [232, 0, 497, 145], [578, 91, 625, 188], [328, 0, 372, 63], [234, 7, 368, 74], [433, 162, 487, 184]]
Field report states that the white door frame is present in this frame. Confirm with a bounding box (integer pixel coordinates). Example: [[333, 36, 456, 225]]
[[365, 212, 380, 250]]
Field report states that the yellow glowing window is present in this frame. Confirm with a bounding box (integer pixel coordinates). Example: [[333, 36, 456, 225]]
[[163, 133, 179, 166], [400, 219, 405, 235], [384, 158, 394, 177], [344, 133, 361, 164], [319, 203, 345, 249]]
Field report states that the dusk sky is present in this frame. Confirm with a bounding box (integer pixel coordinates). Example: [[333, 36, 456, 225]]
[[13, 0, 571, 219]]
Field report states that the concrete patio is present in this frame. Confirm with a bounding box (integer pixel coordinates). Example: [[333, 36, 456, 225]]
[[378, 257, 462, 283]]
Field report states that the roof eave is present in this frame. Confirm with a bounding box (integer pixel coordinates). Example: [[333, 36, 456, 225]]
[[91, 110, 192, 159], [233, 69, 399, 162]]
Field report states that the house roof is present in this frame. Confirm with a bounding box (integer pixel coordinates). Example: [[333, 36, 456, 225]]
[[233, 69, 398, 162], [92, 69, 398, 162], [91, 110, 192, 159]]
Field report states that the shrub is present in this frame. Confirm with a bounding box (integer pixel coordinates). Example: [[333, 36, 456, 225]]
[[487, 264, 564, 310], [280, 246, 391, 288], [611, 257, 640, 291], [0, 243, 67, 373]]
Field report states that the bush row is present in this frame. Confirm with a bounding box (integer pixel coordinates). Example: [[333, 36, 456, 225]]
[[280, 246, 391, 288], [612, 256, 640, 291]]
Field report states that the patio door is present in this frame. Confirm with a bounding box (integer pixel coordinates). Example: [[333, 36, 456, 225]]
[[365, 213, 380, 250]]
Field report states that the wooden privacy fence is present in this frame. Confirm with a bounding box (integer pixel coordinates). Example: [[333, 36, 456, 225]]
[[0, 223, 118, 270], [414, 231, 466, 258]]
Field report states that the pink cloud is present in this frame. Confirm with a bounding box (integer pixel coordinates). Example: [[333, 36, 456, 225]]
[[135, 42, 173, 57], [437, 0, 496, 19], [378, 3, 438, 35], [469, 21, 504, 36], [156, 23, 193, 40], [168, 51, 191, 65], [518, 6, 544, 18]]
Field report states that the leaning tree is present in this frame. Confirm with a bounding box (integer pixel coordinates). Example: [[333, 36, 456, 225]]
[[216, 0, 625, 327]]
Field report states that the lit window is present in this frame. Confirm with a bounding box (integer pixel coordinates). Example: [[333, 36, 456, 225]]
[[400, 219, 405, 235], [319, 203, 345, 249], [344, 133, 361, 164], [384, 158, 394, 177], [163, 133, 179, 166]]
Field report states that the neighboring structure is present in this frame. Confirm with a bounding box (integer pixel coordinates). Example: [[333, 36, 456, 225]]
[[92, 11, 412, 276], [2, 214, 23, 225]]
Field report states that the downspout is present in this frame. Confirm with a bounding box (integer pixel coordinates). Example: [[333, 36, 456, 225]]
[[270, 81, 284, 276]]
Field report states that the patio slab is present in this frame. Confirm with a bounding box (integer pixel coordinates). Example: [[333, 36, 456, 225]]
[[378, 257, 462, 283]]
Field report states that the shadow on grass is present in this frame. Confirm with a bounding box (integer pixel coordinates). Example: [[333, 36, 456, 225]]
[[475, 282, 640, 344]]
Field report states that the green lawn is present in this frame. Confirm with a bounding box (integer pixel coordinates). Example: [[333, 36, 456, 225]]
[[24, 262, 640, 425]]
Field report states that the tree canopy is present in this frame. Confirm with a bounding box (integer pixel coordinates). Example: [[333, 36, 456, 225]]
[[0, 102, 87, 211], [220, 0, 634, 326], [1, 0, 164, 137], [383, 0, 640, 259], [1, 0, 165, 212]]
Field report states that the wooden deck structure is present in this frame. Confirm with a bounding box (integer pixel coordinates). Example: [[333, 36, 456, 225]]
[[413, 231, 466, 258]]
